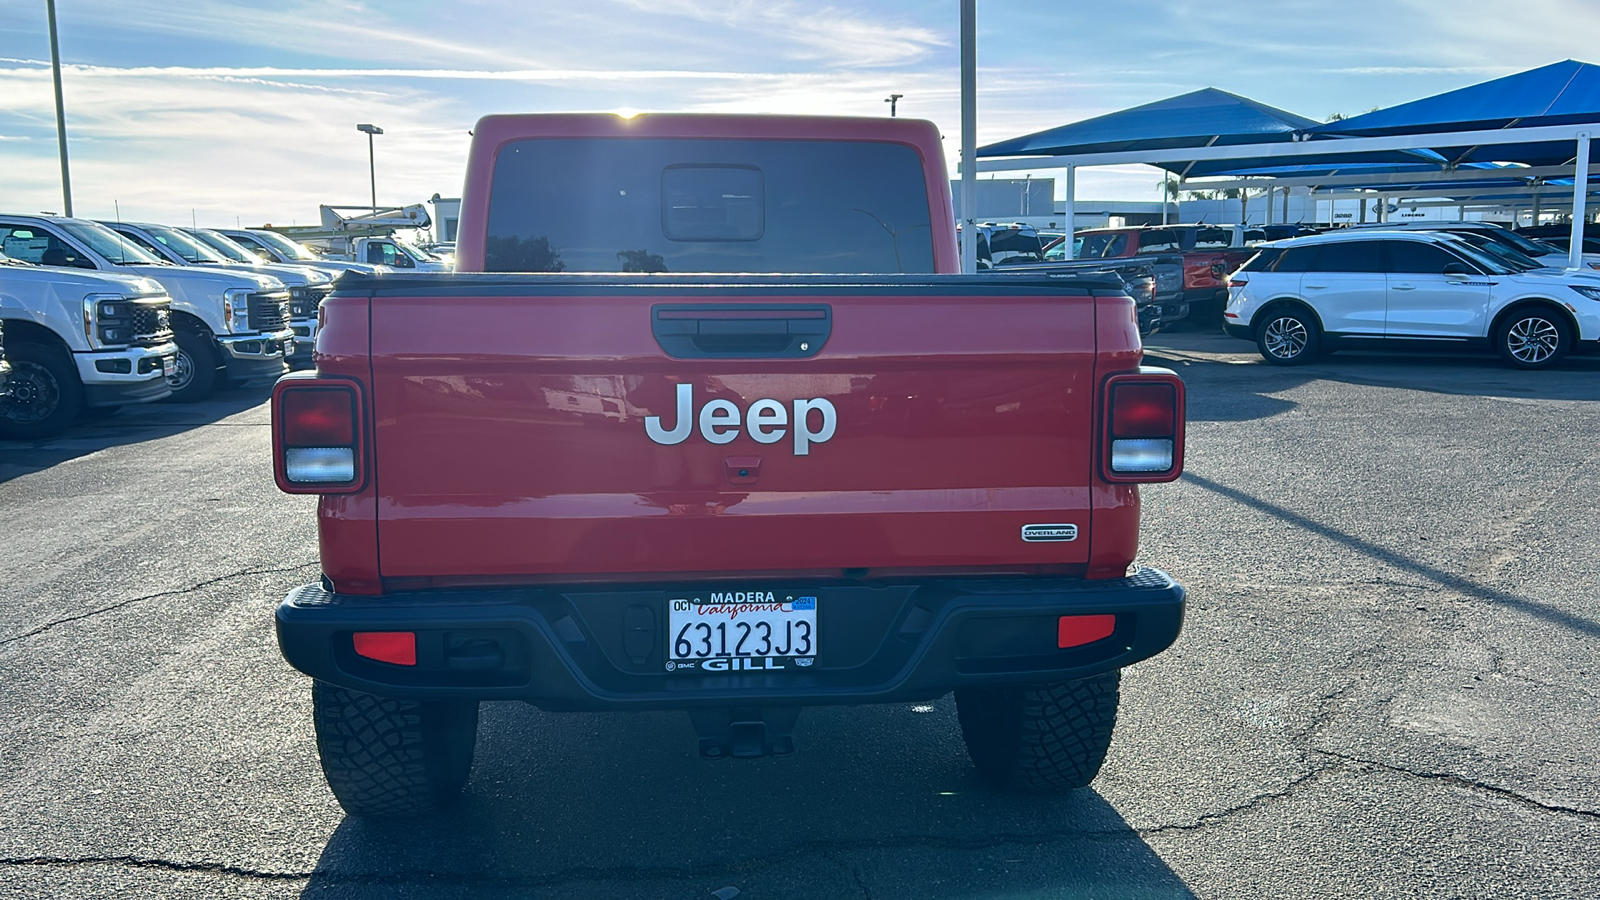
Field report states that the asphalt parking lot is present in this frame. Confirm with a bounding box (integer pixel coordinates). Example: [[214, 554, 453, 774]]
[[2, 332, 1598, 899]]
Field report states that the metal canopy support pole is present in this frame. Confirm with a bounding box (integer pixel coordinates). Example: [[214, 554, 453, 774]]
[[1283, 188, 1290, 223], [1570, 133, 1590, 271], [959, 0, 977, 275], [1532, 189, 1542, 225], [1265, 187, 1274, 225], [46, 0, 72, 217], [1062, 164, 1075, 256]]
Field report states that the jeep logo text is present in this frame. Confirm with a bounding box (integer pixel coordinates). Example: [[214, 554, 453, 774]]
[[645, 383, 837, 455]]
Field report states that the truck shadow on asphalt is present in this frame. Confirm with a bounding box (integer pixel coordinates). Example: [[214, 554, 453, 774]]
[[299, 700, 1195, 899], [0, 387, 270, 483], [1185, 472, 1600, 640], [1145, 346, 1600, 425]]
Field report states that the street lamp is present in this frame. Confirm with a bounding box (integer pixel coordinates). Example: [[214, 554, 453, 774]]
[[885, 93, 903, 117], [356, 123, 383, 212]]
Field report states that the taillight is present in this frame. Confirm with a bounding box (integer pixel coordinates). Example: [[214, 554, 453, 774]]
[[272, 373, 364, 493], [1101, 368, 1185, 483]]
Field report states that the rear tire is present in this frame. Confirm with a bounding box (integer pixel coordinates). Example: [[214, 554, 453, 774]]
[[1496, 305, 1571, 370], [1255, 307, 1320, 365], [311, 681, 479, 818], [956, 670, 1120, 792], [0, 341, 84, 440], [166, 328, 219, 403]]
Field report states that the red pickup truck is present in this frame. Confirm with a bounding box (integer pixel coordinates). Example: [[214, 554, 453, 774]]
[[272, 114, 1187, 817], [1072, 225, 1256, 323]]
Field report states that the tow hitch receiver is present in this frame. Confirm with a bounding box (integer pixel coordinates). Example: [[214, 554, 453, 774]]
[[689, 707, 801, 759]]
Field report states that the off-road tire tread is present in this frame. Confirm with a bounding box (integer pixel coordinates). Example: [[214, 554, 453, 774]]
[[311, 681, 478, 818], [956, 670, 1120, 792]]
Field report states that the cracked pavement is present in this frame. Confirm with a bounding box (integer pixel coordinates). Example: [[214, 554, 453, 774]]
[[1, 333, 1598, 898]]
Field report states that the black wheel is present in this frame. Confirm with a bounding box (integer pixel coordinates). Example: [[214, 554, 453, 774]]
[[0, 341, 84, 440], [311, 681, 479, 818], [166, 328, 219, 402], [1497, 306, 1571, 370], [1255, 307, 1320, 365], [955, 670, 1120, 792]]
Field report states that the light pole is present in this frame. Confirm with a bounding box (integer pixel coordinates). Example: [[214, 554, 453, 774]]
[[885, 93, 903, 117], [46, 0, 72, 217], [356, 123, 383, 212]]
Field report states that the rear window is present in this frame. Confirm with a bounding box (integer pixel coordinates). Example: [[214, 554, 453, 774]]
[[1138, 230, 1181, 253], [485, 138, 935, 273], [1193, 228, 1232, 250], [1312, 240, 1382, 273], [1241, 248, 1281, 271]]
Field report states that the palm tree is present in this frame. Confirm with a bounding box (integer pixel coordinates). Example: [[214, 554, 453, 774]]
[[1157, 175, 1181, 225]]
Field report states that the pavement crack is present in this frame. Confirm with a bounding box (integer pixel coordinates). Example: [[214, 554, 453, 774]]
[[0, 855, 308, 881], [1313, 749, 1600, 822], [0, 561, 318, 647], [1138, 761, 1338, 835]]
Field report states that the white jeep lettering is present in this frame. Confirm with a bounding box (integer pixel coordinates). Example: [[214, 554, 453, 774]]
[[792, 397, 837, 456], [645, 384, 836, 455], [644, 383, 694, 445]]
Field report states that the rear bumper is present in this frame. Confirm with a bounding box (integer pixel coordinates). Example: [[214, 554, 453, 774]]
[[276, 569, 1186, 709], [1223, 320, 1253, 341]]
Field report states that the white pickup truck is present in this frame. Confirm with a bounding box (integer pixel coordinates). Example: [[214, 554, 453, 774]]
[[105, 221, 332, 369], [211, 228, 389, 278], [0, 216, 292, 402], [331, 235, 450, 272], [0, 251, 178, 438]]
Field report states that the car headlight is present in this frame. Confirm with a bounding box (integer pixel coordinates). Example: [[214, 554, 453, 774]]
[[305, 269, 333, 285], [1569, 285, 1600, 301], [82, 293, 134, 348], [223, 287, 252, 333]]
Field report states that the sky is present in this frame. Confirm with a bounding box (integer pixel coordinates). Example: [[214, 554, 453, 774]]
[[2, 0, 1599, 229]]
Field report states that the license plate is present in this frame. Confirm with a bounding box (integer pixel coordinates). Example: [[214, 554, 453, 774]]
[[161, 355, 177, 377], [666, 592, 817, 673]]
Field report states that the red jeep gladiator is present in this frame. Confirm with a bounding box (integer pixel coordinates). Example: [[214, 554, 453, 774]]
[[272, 114, 1187, 817], [1073, 224, 1256, 322]]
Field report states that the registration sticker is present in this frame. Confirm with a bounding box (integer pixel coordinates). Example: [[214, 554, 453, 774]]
[[666, 592, 817, 673]]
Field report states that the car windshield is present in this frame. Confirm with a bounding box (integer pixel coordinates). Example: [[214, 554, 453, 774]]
[[1439, 237, 1521, 275], [58, 220, 163, 265], [1458, 226, 1559, 258], [144, 224, 231, 264], [192, 229, 263, 262], [251, 230, 322, 261], [1450, 233, 1540, 272]]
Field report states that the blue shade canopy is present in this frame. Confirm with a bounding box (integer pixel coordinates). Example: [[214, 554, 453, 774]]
[[976, 88, 1319, 158], [1309, 60, 1600, 166]]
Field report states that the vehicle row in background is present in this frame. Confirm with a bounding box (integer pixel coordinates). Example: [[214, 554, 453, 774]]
[[1224, 226, 1600, 369]]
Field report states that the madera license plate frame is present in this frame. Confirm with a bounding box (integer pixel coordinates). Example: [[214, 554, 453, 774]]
[[665, 591, 817, 673]]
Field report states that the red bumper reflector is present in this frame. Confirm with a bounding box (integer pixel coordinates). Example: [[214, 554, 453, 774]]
[[1058, 615, 1116, 649], [353, 631, 417, 666]]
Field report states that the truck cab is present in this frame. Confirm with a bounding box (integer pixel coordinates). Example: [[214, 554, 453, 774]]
[[350, 236, 451, 272], [0, 215, 292, 401], [0, 249, 177, 437], [103, 221, 332, 369]]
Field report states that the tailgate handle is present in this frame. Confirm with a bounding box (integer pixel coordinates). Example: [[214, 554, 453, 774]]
[[652, 304, 830, 359]]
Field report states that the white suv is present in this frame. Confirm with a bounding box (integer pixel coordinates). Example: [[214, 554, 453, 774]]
[[1223, 230, 1600, 370]]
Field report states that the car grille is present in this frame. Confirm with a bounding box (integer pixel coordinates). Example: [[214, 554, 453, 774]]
[[288, 285, 332, 320], [130, 298, 175, 347], [249, 292, 291, 331]]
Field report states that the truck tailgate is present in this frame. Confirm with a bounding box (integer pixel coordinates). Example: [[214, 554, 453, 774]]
[[368, 275, 1110, 581]]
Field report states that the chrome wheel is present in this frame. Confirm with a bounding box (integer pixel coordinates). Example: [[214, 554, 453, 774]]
[[168, 347, 195, 391], [1263, 316, 1308, 360], [1505, 316, 1560, 365]]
